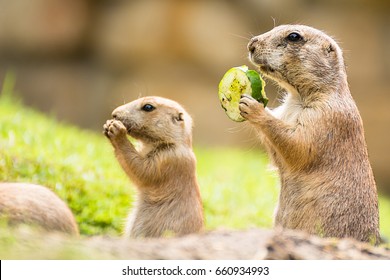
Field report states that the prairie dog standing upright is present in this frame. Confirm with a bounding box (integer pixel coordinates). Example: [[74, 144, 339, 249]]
[[239, 25, 380, 243], [0, 183, 79, 235], [104, 96, 204, 238]]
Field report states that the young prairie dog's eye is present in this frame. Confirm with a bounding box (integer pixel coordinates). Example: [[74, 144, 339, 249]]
[[141, 104, 155, 112]]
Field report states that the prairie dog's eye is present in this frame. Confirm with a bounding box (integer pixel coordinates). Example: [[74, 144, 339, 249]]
[[141, 104, 155, 112], [286, 32, 302, 42]]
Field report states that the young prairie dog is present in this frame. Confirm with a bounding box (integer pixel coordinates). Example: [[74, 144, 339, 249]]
[[104, 96, 204, 238], [239, 24, 380, 244], [0, 183, 78, 235]]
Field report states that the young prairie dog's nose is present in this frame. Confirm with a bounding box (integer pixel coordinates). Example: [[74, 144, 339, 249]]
[[112, 109, 118, 119], [112, 105, 125, 119]]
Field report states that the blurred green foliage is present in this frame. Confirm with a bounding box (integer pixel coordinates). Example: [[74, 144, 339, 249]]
[[0, 74, 389, 240]]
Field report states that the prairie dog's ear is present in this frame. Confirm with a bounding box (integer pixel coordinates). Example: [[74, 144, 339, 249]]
[[325, 43, 335, 54], [177, 112, 185, 121], [173, 112, 185, 123]]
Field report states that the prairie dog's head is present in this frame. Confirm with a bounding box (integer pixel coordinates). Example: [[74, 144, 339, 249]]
[[248, 25, 347, 96], [112, 96, 193, 146]]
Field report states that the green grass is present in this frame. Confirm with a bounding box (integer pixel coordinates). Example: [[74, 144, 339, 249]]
[[0, 74, 389, 241], [379, 196, 390, 241], [196, 148, 278, 230], [0, 76, 132, 235]]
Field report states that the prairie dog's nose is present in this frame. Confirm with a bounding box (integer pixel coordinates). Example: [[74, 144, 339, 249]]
[[111, 103, 128, 119], [247, 37, 259, 52]]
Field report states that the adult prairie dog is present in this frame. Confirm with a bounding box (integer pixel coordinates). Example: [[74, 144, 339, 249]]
[[239, 24, 380, 244], [0, 182, 78, 235], [104, 96, 204, 238]]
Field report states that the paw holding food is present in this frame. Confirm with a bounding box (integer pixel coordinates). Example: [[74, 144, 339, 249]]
[[218, 65, 267, 122], [239, 94, 266, 123], [103, 119, 127, 140]]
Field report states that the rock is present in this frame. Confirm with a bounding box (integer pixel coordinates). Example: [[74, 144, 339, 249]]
[[1, 227, 389, 260], [260, 228, 390, 260]]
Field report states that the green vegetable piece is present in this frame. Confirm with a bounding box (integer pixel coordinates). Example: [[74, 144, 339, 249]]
[[246, 70, 268, 107], [218, 65, 267, 122]]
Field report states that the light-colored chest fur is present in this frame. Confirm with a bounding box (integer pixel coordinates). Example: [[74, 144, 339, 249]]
[[269, 93, 304, 124]]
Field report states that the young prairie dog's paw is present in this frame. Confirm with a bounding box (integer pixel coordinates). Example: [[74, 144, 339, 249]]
[[103, 119, 127, 141], [239, 94, 265, 123]]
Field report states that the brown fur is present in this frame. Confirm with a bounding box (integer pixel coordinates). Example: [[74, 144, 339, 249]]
[[240, 25, 380, 244], [0, 183, 79, 235], [103, 96, 204, 238]]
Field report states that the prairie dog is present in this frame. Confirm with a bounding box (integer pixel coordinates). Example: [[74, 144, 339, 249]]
[[104, 96, 204, 238], [0, 183, 78, 235], [239, 25, 380, 243]]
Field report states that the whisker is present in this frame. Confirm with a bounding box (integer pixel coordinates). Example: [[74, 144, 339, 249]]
[[226, 124, 246, 134], [132, 80, 147, 99], [240, 51, 250, 60], [241, 125, 262, 147], [271, 17, 277, 28], [134, 76, 149, 98], [229, 33, 251, 41], [258, 49, 284, 53]]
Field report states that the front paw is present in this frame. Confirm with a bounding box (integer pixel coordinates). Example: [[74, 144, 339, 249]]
[[239, 94, 265, 123], [103, 119, 127, 141]]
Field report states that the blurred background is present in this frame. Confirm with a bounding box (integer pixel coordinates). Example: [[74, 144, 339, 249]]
[[0, 0, 389, 194]]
